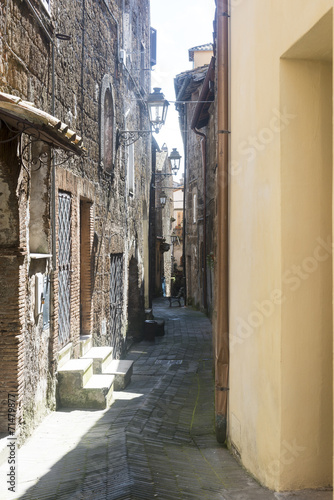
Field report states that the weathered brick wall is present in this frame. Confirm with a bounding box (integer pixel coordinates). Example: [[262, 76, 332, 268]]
[[0, 0, 152, 438], [0, 127, 26, 435]]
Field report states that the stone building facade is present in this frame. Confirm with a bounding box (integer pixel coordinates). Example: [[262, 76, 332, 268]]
[[171, 185, 183, 271], [153, 146, 173, 298], [0, 0, 153, 441], [175, 53, 216, 315]]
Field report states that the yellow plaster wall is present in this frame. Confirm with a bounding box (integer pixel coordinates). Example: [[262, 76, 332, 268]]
[[193, 50, 213, 68], [229, 0, 333, 490], [280, 57, 332, 489]]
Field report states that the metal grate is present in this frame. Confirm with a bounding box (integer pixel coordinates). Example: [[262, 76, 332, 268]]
[[58, 191, 72, 348], [110, 254, 123, 351]]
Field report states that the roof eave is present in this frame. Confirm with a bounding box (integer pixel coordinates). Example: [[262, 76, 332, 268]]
[[191, 57, 215, 130], [0, 92, 86, 156]]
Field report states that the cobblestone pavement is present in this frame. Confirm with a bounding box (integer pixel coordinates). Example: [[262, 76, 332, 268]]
[[0, 299, 332, 500]]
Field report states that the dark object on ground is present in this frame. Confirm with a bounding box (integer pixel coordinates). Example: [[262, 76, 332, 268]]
[[144, 319, 165, 340], [168, 287, 184, 307]]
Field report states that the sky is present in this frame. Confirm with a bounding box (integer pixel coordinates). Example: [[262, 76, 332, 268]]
[[150, 0, 216, 181]]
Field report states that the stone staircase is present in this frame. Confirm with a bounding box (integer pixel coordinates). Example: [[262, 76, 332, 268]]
[[57, 336, 133, 410]]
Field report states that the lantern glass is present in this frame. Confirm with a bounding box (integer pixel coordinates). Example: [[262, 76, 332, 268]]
[[168, 147, 182, 174], [147, 88, 169, 133], [160, 191, 167, 207]]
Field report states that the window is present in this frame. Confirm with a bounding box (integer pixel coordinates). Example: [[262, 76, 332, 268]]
[[29, 141, 50, 253], [104, 89, 114, 171], [123, 6, 132, 67], [128, 142, 134, 195], [193, 193, 197, 223], [100, 75, 115, 173], [140, 43, 145, 89], [150, 28, 157, 67]]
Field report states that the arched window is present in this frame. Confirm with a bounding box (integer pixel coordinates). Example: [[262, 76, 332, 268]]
[[100, 75, 115, 173], [104, 89, 114, 171]]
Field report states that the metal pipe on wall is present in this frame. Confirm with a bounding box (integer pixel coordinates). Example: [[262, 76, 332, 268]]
[[182, 110, 187, 304], [215, 0, 230, 444], [192, 128, 208, 312]]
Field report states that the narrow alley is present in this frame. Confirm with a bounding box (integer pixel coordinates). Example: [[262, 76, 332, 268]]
[[0, 299, 331, 500]]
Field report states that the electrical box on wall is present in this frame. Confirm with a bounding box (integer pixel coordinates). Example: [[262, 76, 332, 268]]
[[35, 273, 44, 317]]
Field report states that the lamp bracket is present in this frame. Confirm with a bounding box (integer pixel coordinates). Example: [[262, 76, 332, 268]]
[[117, 129, 151, 147], [0, 118, 76, 172], [20, 138, 76, 172]]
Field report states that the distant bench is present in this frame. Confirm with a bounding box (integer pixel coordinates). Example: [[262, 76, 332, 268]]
[[168, 287, 184, 307]]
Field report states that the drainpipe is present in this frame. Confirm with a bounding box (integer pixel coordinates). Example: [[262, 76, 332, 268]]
[[192, 128, 207, 312], [215, 0, 229, 443], [182, 111, 187, 304]]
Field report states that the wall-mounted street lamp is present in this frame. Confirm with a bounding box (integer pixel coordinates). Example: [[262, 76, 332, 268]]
[[147, 88, 169, 133], [117, 88, 169, 147], [168, 148, 182, 174], [155, 146, 182, 178], [159, 191, 167, 208]]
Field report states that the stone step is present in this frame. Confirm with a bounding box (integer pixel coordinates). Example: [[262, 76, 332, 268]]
[[79, 335, 93, 356], [81, 346, 113, 374], [83, 374, 115, 409], [57, 359, 114, 410], [103, 359, 133, 390], [58, 358, 93, 387], [57, 342, 73, 369]]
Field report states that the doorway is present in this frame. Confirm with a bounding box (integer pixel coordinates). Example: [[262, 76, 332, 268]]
[[280, 10, 333, 488], [127, 257, 144, 340], [80, 200, 93, 336]]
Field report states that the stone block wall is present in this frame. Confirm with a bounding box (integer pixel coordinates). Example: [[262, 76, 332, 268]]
[[184, 83, 217, 315], [0, 0, 152, 439]]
